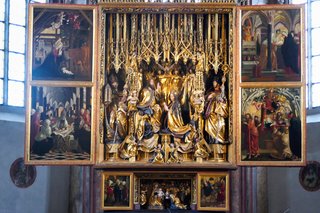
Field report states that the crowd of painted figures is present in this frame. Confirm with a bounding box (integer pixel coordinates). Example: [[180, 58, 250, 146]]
[[140, 180, 192, 210], [30, 103, 91, 156]]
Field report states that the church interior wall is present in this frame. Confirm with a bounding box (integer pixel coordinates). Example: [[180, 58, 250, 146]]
[[0, 0, 319, 212], [0, 119, 70, 213], [267, 121, 320, 213]]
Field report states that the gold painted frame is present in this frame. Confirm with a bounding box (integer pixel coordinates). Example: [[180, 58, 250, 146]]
[[236, 5, 306, 166], [134, 172, 196, 210], [24, 85, 96, 165], [96, 3, 237, 168], [27, 4, 97, 82], [197, 172, 229, 211], [237, 5, 305, 83], [101, 171, 133, 210], [25, 4, 98, 165], [236, 86, 306, 166]]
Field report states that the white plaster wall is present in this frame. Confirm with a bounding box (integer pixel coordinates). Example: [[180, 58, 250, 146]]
[[267, 121, 320, 213], [0, 119, 70, 213], [252, 0, 269, 4]]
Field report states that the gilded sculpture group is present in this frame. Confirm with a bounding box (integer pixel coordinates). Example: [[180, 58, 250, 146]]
[[104, 52, 229, 163]]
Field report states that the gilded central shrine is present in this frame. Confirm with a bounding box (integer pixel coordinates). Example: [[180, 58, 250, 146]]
[[99, 9, 234, 164]]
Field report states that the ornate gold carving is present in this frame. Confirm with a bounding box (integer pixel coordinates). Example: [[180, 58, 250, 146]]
[[99, 6, 234, 164], [101, 7, 233, 14], [228, 10, 233, 144], [104, 12, 233, 73], [100, 12, 106, 145]]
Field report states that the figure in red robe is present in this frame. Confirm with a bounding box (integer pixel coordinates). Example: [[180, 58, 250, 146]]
[[244, 114, 261, 159]]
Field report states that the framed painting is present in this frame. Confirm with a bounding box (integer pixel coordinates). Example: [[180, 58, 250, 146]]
[[197, 172, 229, 211], [237, 87, 306, 166], [101, 172, 133, 210], [134, 173, 196, 210], [238, 5, 305, 82], [299, 161, 320, 192], [25, 85, 95, 165], [27, 4, 97, 81], [10, 158, 37, 188]]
